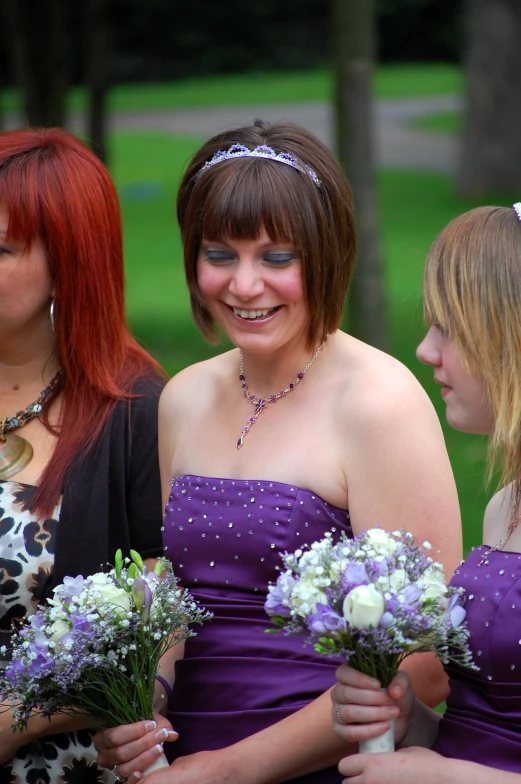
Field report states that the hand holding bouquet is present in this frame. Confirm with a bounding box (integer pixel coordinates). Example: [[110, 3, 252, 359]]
[[265, 528, 477, 752], [0, 550, 211, 775]]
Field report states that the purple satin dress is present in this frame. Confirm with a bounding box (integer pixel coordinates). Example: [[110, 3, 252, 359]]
[[162, 475, 352, 782], [432, 546, 521, 772]]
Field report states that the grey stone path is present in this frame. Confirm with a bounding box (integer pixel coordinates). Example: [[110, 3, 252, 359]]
[[7, 94, 461, 173]]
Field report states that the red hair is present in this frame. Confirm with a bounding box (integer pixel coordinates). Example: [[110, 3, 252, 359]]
[[0, 127, 165, 518]]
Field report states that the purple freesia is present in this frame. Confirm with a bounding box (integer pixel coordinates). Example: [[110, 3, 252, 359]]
[[379, 611, 394, 628], [70, 614, 95, 638], [307, 603, 347, 634], [29, 613, 46, 632], [28, 649, 55, 677], [341, 563, 369, 590], [132, 575, 153, 623], [446, 594, 466, 628], [385, 596, 400, 615], [54, 575, 85, 603], [265, 573, 296, 618], [369, 558, 389, 579], [399, 583, 423, 609], [6, 657, 29, 682]]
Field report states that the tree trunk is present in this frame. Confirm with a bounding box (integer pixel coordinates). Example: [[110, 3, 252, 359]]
[[86, 0, 110, 163], [331, 0, 388, 351], [5, 0, 68, 127], [458, 0, 521, 197]]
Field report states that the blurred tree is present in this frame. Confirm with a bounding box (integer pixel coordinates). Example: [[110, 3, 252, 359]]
[[458, 0, 521, 196], [4, 0, 68, 126], [331, 0, 388, 351], [86, 0, 110, 162]]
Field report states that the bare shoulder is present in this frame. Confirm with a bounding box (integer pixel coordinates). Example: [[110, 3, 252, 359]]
[[333, 334, 441, 436], [330, 333, 461, 575], [483, 484, 514, 538], [159, 350, 236, 424]]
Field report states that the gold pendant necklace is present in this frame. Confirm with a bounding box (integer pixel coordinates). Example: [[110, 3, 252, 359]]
[[0, 370, 63, 481]]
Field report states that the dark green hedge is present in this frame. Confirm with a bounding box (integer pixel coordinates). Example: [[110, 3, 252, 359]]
[[108, 0, 463, 81], [1, 0, 463, 87]]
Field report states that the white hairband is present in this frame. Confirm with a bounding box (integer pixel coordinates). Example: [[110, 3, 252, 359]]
[[196, 143, 321, 186]]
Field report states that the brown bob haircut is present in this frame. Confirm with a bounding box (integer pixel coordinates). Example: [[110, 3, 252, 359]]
[[177, 120, 357, 348]]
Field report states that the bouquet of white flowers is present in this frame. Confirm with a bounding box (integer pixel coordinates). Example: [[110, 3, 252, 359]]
[[0, 550, 211, 774], [265, 528, 476, 752]]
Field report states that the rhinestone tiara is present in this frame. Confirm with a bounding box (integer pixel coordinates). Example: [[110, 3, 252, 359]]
[[196, 143, 322, 186], [514, 203, 521, 224]]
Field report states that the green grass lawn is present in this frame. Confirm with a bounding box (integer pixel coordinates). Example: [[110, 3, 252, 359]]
[[2, 62, 462, 113], [110, 128, 504, 555], [414, 111, 461, 134]]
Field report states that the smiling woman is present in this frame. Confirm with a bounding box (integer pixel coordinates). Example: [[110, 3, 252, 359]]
[[93, 119, 463, 784], [196, 231, 308, 359]]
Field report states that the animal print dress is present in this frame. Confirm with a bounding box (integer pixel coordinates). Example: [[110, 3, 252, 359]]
[[0, 480, 110, 784]]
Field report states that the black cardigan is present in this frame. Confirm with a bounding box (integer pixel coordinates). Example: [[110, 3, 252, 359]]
[[44, 375, 165, 598]]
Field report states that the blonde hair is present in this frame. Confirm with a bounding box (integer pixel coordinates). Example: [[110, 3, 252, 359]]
[[423, 205, 521, 488]]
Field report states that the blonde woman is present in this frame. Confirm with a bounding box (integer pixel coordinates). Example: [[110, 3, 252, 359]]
[[333, 204, 521, 782]]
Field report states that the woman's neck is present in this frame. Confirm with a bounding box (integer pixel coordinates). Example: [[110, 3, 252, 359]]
[[238, 336, 328, 400], [0, 332, 60, 398]]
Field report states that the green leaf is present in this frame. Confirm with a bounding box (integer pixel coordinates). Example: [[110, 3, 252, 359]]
[[130, 550, 145, 571], [314, 644, 330, 655], [127, 563, 139, 579], [153, 558, 168, 576], [114, 549, 123, 579]]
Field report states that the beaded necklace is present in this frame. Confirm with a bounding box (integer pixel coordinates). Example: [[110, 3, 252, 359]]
[[236, 341, 326, 449], [0, 369, 63, 480]]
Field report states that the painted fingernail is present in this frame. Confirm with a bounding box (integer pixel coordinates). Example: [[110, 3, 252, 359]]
[[155, 744, 164, 754], [167, 729, 178, 739], [144, 720, 157, 732], [155, 728, 169, 741], [133, 774, 142, 782]]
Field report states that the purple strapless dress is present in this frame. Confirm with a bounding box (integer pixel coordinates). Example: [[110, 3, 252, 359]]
[[162, 475, 352, 782], [432, 546, 521, 772]]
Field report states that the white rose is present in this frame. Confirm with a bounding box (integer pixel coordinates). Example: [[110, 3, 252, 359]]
[[343, 584, 385, 629], [95, 584, 132, 617], [387, 568, 408, 593], [49, 619, 71, 643], [291, 579, 328, 617], [365, 529, 397, 557], [90, 573, 112, 587], [419, 569, 448, 607]]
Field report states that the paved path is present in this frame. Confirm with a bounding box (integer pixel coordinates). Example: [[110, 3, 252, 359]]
[[7, 95, 461, 173]]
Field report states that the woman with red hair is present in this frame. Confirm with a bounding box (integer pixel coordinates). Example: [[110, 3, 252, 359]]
[[0, 127, 166, 782]]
